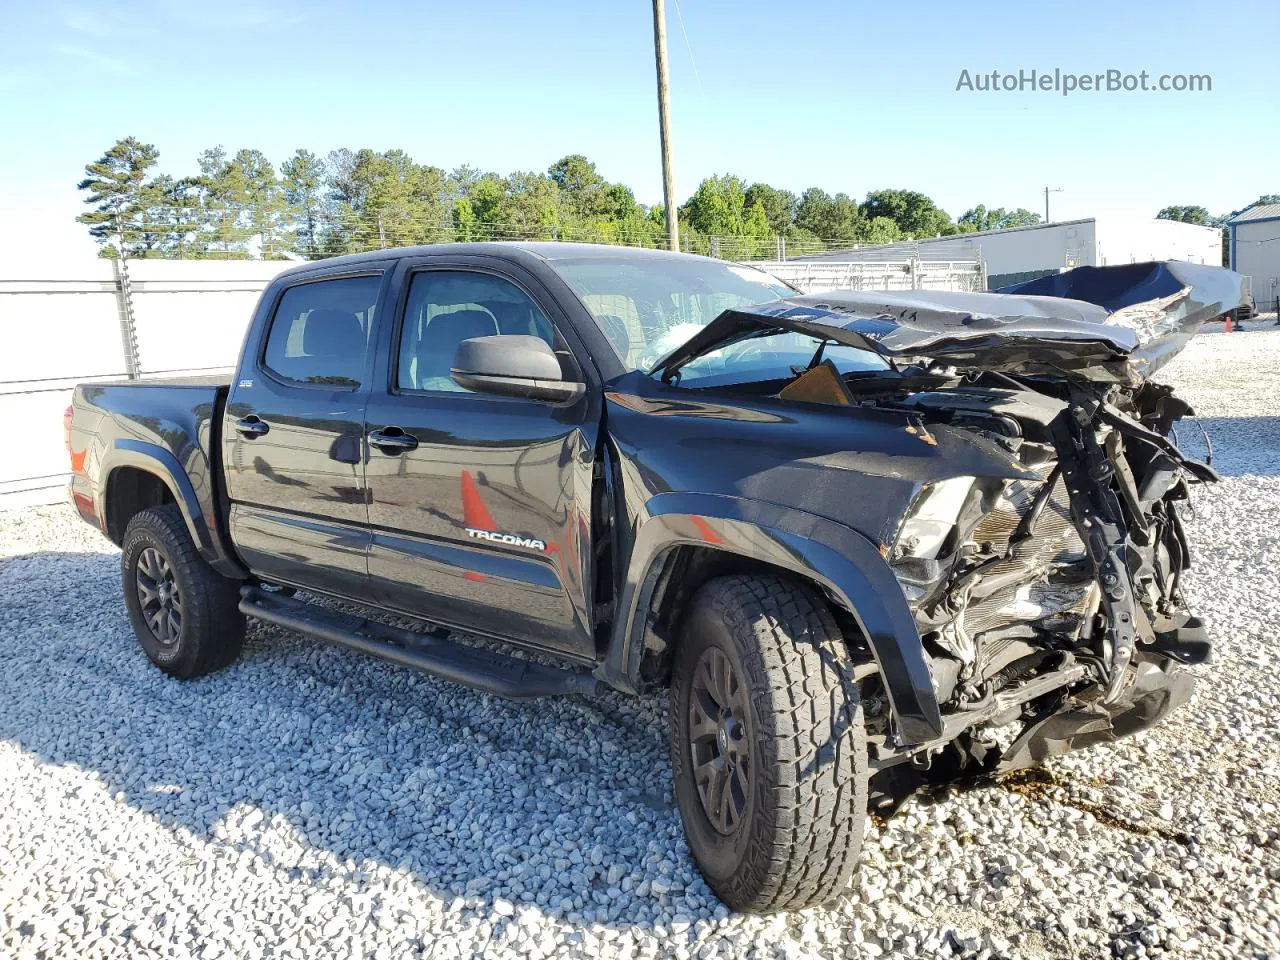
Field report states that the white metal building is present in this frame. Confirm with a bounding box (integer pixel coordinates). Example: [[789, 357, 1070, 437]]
[[790, 217, 1224, 289], [1226, 204, 1280, 311]]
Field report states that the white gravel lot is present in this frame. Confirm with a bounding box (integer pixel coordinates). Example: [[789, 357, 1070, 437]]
[[2, 330, 1279, 960]]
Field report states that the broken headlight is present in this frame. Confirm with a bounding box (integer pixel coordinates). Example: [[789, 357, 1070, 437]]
[[895, 476, 976, 561], [889, 476, 976, 602]]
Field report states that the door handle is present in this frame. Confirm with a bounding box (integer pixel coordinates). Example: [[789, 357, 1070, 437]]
[[368, 427, 418, 454], [235, 416, 269, 438]]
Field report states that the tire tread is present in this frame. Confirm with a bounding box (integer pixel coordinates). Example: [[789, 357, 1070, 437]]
[[121, 504, 244, 679], [671, 574, 868, 913]]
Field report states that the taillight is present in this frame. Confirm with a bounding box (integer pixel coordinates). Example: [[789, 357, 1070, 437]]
[[64, 404, 74, 457]]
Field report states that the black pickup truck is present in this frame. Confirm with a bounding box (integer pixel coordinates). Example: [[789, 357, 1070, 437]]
[[67, 244, 1243, 912]]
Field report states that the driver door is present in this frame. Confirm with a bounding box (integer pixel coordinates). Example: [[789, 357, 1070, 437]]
[[361, 258, 601, 660]]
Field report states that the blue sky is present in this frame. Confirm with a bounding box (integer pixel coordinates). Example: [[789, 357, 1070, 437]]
[[1, 0, 1276, 262]]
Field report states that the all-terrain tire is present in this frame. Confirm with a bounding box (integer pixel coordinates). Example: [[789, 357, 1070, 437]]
[[670, 574, 868, 913], [120, 505, 245, 679]]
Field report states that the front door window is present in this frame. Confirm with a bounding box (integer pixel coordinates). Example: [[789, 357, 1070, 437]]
[[396, 271, 557, 393]]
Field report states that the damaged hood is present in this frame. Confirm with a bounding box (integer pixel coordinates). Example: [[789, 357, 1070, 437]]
[[652, 261, 1246, 384]]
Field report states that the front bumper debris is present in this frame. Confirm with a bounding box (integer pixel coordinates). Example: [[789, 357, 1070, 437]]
[[996, 655, 1194, 772], [869, 654, 1195, 811]]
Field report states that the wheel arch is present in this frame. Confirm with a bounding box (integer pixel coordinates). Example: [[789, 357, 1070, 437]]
[[104, 464, 176, 544], [621, 542, 863, 683], [99, 440, 245, 579], [599, 492, 944, 746]]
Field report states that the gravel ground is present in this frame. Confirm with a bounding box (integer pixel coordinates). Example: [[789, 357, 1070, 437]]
[[2, 330, 1278, 960]]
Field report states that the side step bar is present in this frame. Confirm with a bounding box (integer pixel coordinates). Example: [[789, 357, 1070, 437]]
[[239, 586, 602, 700]]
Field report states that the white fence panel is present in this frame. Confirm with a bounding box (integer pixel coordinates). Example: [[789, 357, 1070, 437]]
[[1, 272, 123, 384], [0, 260, 293, 507], [127, 261, 286, 375]]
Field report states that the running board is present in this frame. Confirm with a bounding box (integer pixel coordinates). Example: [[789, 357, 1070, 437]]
[[239, 586, 602, 699]]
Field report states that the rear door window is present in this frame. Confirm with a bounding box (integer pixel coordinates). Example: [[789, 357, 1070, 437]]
[[262, 275, 382, 388]]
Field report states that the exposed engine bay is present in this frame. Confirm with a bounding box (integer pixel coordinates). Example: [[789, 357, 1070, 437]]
[[652, 260, 1246, 807], [828, 365, 1213, 800], [882, 373, 1211, 705]]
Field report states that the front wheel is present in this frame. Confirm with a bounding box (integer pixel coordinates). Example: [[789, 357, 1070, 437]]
[[670, 575, 868, 913]]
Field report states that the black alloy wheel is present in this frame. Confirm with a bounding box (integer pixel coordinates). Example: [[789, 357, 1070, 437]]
[[135, 546, 183, 645], [120, 504, 245, 679], [687, 645, 753, 835], [669, 574, 868, 912]]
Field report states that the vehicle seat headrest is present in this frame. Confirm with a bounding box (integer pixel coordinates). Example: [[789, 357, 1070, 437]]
[[416, 309, 500, 383], [302, 309, 364, 360]]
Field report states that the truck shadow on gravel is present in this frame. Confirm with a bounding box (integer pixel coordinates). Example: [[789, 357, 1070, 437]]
[[0, 549, 717, 931], [1184, 416, 1280, 477]]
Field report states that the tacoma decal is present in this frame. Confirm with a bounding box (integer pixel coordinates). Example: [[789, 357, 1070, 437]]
[[465, 528, 546, 551]]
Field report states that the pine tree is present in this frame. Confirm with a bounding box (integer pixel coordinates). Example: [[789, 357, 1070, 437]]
[[234, 149, 285, 258], [76, 137, 161, 258], [146, 174, 203, 258], [195, 146, 244, 256], [192, 147, 283, 258], [281, 149, 327, 258]]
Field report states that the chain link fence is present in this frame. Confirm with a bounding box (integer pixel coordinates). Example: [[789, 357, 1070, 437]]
[[752, 258, 985, 294]]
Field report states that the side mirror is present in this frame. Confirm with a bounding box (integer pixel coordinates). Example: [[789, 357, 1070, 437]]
[[450, 335, 585, 403]]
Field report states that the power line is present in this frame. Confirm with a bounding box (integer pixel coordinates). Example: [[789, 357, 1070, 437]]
[[0, 365, 235, 396], [103, 219, 871, 247], [669, 0, 705, 97], [93, 209, 910, 262]]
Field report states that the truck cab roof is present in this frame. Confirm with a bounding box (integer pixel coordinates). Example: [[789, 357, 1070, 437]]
[[272, 241, 725, 282]]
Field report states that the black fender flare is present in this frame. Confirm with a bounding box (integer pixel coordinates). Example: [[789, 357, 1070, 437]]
[[601, 491, 943, 745], [99, 439, 245, 579]]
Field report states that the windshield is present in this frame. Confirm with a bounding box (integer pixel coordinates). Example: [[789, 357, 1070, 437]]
[[553, 256, 889, 386]]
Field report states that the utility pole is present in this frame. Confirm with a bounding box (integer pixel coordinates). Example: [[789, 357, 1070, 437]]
[[1044, 186, 1063, 224], [652, 0, 679, 252]]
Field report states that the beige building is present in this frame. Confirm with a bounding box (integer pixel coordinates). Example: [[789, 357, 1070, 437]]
[[1227, 203, 1280, 311]]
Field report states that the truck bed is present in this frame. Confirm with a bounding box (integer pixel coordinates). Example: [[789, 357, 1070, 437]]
[[68, 379, 238, 574]]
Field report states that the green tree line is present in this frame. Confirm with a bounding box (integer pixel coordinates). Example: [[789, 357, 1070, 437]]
[[79, 136, 1047, 261], [1156, 197, 1280, 229]]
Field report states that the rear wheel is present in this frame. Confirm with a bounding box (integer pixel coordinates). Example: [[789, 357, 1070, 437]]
[[121, 505, 245, 678], [670, 574, 868, 913]]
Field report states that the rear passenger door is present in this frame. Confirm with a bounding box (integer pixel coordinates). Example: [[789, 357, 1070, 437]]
[[362, 257, 601, 660], [223, 269, 388, 598]]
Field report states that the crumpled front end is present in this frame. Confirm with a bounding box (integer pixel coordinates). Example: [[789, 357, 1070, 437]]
[[646, 260, 1241, 805], [996, 656, 1195, 772], [867, 375, 1214, 803], [653, 261, 1247, 385]]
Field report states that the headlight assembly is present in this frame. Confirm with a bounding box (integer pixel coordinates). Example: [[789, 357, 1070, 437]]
[[894, 475, 976, 561]]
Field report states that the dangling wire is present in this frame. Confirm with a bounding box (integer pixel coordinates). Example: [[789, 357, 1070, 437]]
[[1195, 418, 1214, 466]]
